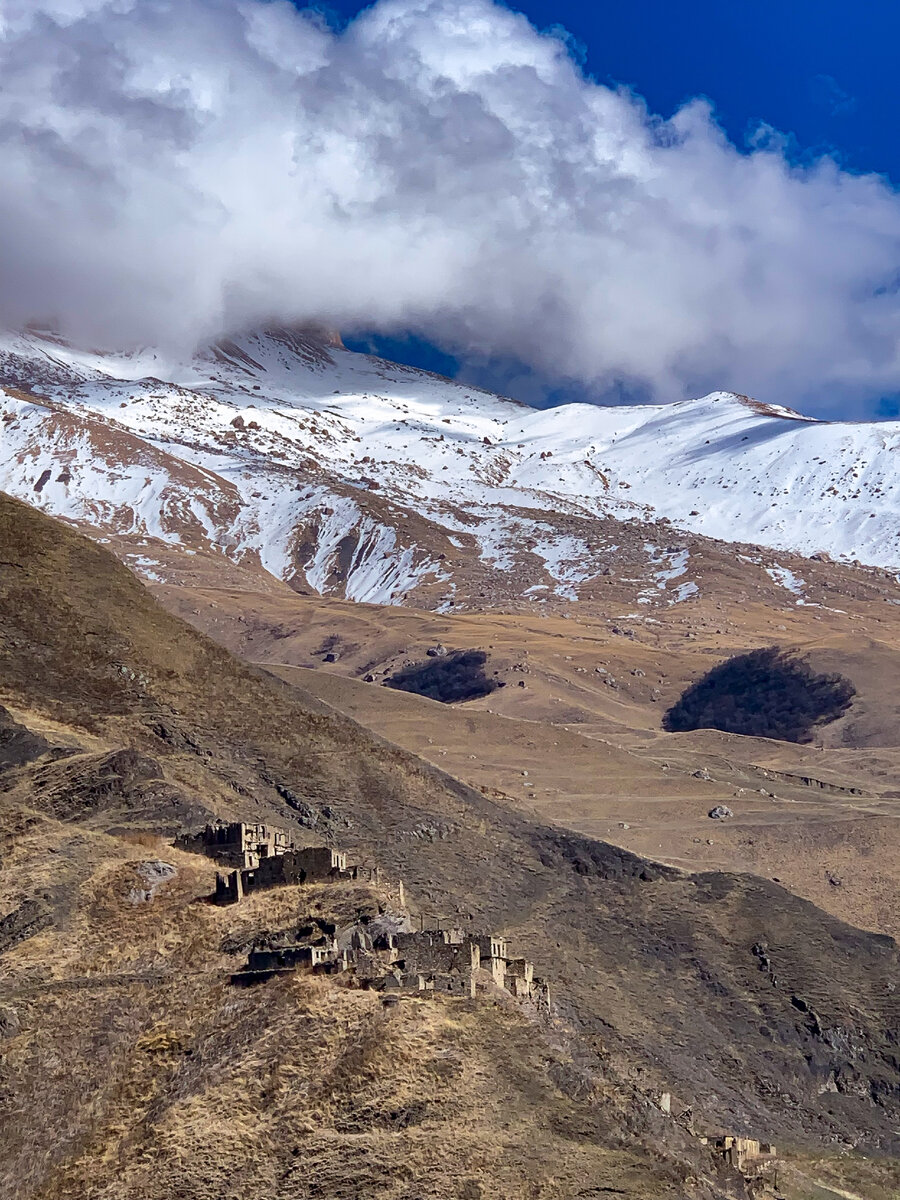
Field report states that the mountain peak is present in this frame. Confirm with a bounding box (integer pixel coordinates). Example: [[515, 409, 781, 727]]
[[2, 329, 900, 618]]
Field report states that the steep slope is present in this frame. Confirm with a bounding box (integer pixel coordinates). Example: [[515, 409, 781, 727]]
[[3, 326, 900, 620], [2, 494, 900, 1200]]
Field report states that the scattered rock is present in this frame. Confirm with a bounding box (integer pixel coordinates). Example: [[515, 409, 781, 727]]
[[405, 821, 454, 842], [610, 625, 636, 640], [129, 860, 176, 904], [708, 806, 733, 820], [275, 786, 321, 828]]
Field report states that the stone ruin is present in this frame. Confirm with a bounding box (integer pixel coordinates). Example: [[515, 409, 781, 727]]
[[371, 927, 551, 1007], [233, 919, 550, 1009], [174, 821, 387, 907], [175, 821, 291, 870], [176, 820, 548, 1009], [700, 1135, 777, 1178], [243, 919, 349, 977], [213, 846, 357, 905]]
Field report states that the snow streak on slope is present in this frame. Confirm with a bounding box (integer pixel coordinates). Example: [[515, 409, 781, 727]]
[[1, 326, 900, 612]]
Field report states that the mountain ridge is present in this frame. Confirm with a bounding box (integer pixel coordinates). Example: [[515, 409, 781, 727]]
[[3, 326, 900, 619]]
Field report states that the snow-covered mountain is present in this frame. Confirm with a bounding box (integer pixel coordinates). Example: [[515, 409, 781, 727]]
[[2, 325, 899, 608]]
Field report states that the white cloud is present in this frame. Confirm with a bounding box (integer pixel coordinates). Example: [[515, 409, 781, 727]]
[[2, 0, 900, 414]]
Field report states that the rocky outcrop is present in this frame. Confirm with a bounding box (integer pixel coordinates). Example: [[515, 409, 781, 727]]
[[0, 706, 55, 771]]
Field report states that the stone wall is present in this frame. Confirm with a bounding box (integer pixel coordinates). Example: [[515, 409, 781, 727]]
[[395, 930, 480, 977], [177, 821, 292, 869], [211, 845, 352, 905], [373, 928, 548, 1008], [246, 939, 347, 975], [214, 870, 242, 905], [701, 1135, 777, 1174]]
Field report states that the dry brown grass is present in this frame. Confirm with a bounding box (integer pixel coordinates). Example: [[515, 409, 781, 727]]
[[0, 810, 691, 1200], [3, 493, 900, 1200]]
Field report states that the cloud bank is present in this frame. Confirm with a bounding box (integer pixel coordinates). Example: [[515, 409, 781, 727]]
[[3, 0, 900, 412]]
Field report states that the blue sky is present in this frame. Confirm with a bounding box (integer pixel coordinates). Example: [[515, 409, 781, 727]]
[[8, 1, 900, 418], [320, 0, 900, 412], [324, 0, 900, 183]]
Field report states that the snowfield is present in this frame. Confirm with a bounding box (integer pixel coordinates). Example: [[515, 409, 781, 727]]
[[2, 325, 899, 606]]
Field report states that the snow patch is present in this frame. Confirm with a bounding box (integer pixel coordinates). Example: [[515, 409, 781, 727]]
[[765, 565, 806, 602], [530, 533, 594, 600], [7, 330, 900, 613], [671, 581, 699, 603]]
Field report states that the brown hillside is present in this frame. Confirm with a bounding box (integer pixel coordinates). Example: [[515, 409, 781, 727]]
[[152, 574, 900, 941], [1, 493, 900, 1200]]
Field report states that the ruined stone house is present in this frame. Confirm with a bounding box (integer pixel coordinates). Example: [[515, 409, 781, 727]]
[[176, 821, 292, 870], [233, 917, 551, 1008], [474, 934, 509, 987], [355, 927, 549, 1007], [244, 937, 348, 976], [214, 845, 350, 904], [701, 1136, 776, 1174], [176, 821, 408, 909], [392, 929, 480, 998], [504, 957, 537, 998]]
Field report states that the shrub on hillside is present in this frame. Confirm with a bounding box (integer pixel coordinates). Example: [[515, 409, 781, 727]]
[[384, 650, 500, 704], [663, 648, 855, 743]]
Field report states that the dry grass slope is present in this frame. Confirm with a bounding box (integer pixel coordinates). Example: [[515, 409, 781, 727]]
[[2, 493, 900, 1200]]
